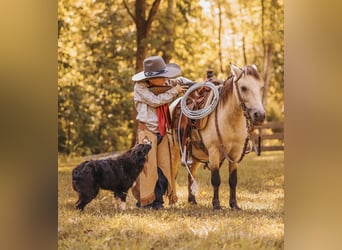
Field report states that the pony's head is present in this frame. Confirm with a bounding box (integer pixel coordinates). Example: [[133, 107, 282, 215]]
[[230, 64, 266, 126]]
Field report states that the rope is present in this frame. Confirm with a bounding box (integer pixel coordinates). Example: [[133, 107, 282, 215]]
[[180, 81, 220, 119], [177, 111, 198, 195]]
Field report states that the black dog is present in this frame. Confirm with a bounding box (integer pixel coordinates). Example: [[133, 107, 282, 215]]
[[72, 142, 152, 211]]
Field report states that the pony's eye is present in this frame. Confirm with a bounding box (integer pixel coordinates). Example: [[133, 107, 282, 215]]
[[241, 86, 247, 92]]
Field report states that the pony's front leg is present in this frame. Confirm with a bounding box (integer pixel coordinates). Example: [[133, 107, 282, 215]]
[[211, 167, 221, 209], [229, 162, 241, 210]]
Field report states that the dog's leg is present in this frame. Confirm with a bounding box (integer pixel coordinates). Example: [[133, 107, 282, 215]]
[[113, 196, 121, 209], [120, 193, 128, 210], [76, 199, 88, 211], [75, 186, 99, 211], [119, 201, 126, 210], [114, 192, 127, 210], [114, 198, 126, 210]]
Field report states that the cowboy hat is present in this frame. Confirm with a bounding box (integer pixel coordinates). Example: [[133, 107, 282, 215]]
[[132, 56, 181, 81]]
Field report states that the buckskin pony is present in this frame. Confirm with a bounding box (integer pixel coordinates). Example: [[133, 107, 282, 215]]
[[169, 64, 265, 210]]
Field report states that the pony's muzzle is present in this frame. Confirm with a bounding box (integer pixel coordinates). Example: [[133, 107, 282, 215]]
[[251, 109, 266, 125]]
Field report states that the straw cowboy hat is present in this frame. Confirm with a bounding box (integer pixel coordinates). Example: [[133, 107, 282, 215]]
[[132, 56, 181, 81]]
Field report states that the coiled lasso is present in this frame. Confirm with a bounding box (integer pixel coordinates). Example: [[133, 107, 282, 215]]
[[180, 81, 220, 119]]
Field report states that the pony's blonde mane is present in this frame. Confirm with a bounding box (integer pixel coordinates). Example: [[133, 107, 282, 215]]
[[219, 74, 233, 105]]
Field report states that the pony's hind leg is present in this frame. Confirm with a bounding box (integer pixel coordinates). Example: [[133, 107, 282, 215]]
[[169, 133, 180, 204], [229, 163, 241, 210], [211, 168, 221, 209], [188, 173, 197, 204], [187, 162, 200, 205]]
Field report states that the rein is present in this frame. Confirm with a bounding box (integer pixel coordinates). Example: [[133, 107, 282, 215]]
[[215, 68, 257, 164], [215, 108, 249, 164]]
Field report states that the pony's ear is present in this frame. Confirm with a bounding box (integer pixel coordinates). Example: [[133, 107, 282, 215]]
[[251, 64, 258, 71], [230, 63, 242, 77]]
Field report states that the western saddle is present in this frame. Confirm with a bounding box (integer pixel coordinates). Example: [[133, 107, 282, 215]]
[[171, 80, 221, 165]]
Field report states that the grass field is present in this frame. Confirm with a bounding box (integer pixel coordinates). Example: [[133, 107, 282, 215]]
[[58, 151, 284, 249]]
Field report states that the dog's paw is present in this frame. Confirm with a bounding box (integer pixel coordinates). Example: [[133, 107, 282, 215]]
[[113, 198, 126, 210], [113, 197, 121, 208], [119, 202, 126, 211]]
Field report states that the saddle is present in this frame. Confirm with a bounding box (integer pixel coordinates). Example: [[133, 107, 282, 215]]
[[171, 83, 216, 164]]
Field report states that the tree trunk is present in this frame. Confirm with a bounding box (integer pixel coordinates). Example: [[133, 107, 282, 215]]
[[262, 43, 273, 107], [260, 0, 277, 107], [242, 36, 247, 65], [125, 0, 162, 147], [161, 0, 175, 63], [217, 0, 223, 73]]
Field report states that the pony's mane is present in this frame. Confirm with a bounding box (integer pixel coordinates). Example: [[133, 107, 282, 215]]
[[219, 74, 234, 105], [219, 65, 261, 105]]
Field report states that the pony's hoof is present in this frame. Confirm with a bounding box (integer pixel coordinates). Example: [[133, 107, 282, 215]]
[[168, 193, 178, 204], [188, 195, 197, 205], [230, 204, 242, 211], [188, 197, 197, 205], [213, 204, 222, 210], [212, 200, 221, 210]]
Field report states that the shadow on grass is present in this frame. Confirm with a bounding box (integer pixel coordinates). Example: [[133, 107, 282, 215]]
[[65, 201, 283, 221]]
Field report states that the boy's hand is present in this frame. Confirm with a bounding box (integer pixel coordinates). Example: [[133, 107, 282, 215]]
[[175, 84, 188, 93]]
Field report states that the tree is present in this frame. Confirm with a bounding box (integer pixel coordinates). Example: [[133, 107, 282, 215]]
[[123, 0, 162, 71], [58, 0, 284, 156], [58, 0, 135, 155], [261, 0, 284, 118], [123, 0, 162, 146]]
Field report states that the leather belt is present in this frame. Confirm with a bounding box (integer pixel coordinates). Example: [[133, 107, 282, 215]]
[[138, 122, 148, 131]]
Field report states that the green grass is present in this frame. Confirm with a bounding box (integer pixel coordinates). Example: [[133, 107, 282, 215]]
[[58, 151, 284, 249]]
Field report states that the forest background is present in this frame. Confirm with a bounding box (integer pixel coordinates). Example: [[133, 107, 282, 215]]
[[58, 0, 284, 156]]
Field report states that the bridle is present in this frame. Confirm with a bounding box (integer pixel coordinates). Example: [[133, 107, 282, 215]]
[[215, 67, 258, 164], [232, 67, 255, 133]]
